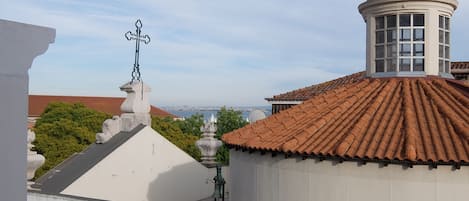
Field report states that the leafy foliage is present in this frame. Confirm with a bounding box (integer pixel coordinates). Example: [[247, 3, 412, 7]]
[[215, 107, 248, 165], [151, 116, 201, 161], [33, 102, 111, 179], [174, 113, 204, 137]]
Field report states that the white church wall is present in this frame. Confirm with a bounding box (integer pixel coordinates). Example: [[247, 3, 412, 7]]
[[0, 19, 55, 201], [62, 126, 214, 201], [27, 192, 93, 201], [230, 150, 469, 201]]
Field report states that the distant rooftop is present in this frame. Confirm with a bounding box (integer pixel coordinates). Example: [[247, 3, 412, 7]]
[[452, 61, 469, 73], [29, 95, 176, 118], [266, 72, 366, 102]]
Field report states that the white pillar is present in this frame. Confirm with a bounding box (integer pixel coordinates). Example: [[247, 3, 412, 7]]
[[0, 19, 55, 200]]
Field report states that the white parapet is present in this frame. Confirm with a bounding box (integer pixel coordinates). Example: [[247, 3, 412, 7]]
[[119, 81, 152, 132], [96, 116, 122, 144], [27, 129, 45, 189], [230, 150, 469, 201], [0, 19, 55, 201]]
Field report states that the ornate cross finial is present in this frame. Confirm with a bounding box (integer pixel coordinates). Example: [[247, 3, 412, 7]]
[[125, 19, 151, 83]]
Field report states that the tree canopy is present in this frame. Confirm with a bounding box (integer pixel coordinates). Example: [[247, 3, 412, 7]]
[[33, 102, 111, 178], [215, 107, 248, 165], [174, 113, 204, 137]]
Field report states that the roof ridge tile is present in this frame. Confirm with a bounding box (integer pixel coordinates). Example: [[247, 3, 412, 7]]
[[402, 80, 418, 161]]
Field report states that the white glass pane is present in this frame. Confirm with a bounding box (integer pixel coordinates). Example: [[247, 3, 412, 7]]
[[439, 16, 444, 29], [387, 44, 397, 57], [400, 44, 411, 56], [376, 31, 385, 43], [439, 60, 444, 72], [414, 29, 424, 41], [387, 30, 397, 42], [414, 44, 424, 56], [413, 14, 425, 26], [414, 59, 424, 71], [400, 14, 411, 27], [387, 15, 396, 28], [445, 46, 450, 59], [376, 60, 385, 72], [445, 17, 450, 30], [445, 61, 450, 72], [387, 59, 397, 72], [400, 59, 411, 71], [400, 29, 411, 41], [376, 16, 385, 29], [439, 30, 444, 43], [439, 45, 444, 58], [445, 31, 450, 44], [376, 45, 385, 58]]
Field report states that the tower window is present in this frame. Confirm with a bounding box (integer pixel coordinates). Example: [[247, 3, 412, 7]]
[[439, 15, 450, 73], [375, 14, 425, 73]]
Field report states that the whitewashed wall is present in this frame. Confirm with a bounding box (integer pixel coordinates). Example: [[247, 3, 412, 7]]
[[0, 19, 55, 201], [27, 192, 92, 201], [62, 126, 222, 201], [230, 150, 469, 201]]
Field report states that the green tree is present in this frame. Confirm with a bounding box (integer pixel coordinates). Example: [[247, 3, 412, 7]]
[[215, 107, 248, 165], [36, 102, 109, 133], [151, 116, 201, 161], [174, 113, 204, 137], [33, 102, 111, 178]]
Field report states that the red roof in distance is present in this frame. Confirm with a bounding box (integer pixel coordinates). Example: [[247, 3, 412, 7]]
[[28, 95, 176, 118], [266, 72, 366, 102]]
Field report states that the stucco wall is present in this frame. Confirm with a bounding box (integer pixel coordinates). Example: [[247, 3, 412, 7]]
[[230, 150, 469, 201], [0, 19, 54, 201], [27, 192, 98, 201], [62, 126, 217, 201]]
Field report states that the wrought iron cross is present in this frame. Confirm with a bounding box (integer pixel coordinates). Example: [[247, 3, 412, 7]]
[[125, 19, 151, 83]]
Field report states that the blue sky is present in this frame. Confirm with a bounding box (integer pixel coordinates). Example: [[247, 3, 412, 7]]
[[1, 0, 468, 106]]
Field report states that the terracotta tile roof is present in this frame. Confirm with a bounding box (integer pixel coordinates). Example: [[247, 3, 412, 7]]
[[29, 95, 176, 118], [223, 77, 469, 166], [266, 71, 366, 102], [452, 62, 469, 73]]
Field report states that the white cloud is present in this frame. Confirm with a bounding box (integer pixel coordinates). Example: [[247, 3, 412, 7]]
[[4, 0, 469, 106]]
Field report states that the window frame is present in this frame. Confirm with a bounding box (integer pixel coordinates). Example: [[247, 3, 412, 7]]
[[438, 15, 451, 73], [375, 13, 425, 73]]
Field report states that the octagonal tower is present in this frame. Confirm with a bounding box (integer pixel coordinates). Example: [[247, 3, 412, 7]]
[[359, 0, 458, 77]]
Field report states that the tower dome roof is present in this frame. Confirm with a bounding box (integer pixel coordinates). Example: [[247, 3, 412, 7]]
[[359, 0, 458, 13]]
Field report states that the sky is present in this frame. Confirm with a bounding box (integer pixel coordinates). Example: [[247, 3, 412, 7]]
[[1, 0, 468, 107]]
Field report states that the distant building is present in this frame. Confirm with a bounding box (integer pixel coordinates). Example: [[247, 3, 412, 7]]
[[223, 0, 469, 201], [28, 95, 177, 127], [452, 61, 469, 82], [265, 72, 365, 114]]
